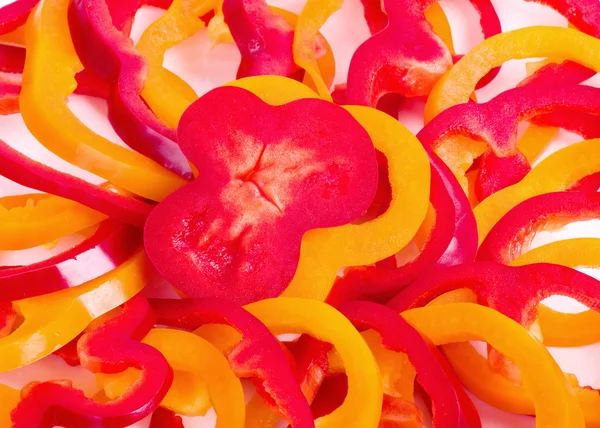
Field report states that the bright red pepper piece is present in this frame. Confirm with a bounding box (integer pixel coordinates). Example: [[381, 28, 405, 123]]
[[11, 294, 173, 427], [149, 407, 185, 428], [69, 0, 193, 178], [0, 220, 141, 300], [0, 0, 39, 35], [150, 297, 314, 427], [145, 86, 378, 304]]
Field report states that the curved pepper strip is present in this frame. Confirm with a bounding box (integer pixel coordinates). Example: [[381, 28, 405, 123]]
[[0, 136, 153, 227], [0, 0, 39, 35], [69, 0, 193, 179], [401, 303, 584, 427], [478, 191, 600, 264], [475, 138, 600, 244], [0, 385, 20, 427], [233, 298, 382, 427], [424, 27, 600, 189], [224, 0, 301, 79], [512, 238, 600, 347], [99, 328, 245, 425], [339, 301, 481, 427], [137, 1, 333, 130], [0, 193, 106, 251], [0, 44, 111, 102], [0, 249, 149, 373], [0, 220, 140, 300], [20, 0, 186, 202], [11, 295, 173, 427], [150, 298, 313, 427], [419, 84, 600, 200]]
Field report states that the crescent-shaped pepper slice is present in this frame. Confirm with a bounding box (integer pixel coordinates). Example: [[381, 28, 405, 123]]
[[401, 303, 584, 427], [144, 85, 378, 303], [0, 220, 141, 300], [98, 328, 245, 426], [69, 0, 193, 178], [149, 298, 313, 427], [10, 295, 173, 427], [475, 138, 600, 244], [0, 249, 149, 373], [194, 297, 382, 428], [0, 194, 105, 251], [20, 0, 186, 202]]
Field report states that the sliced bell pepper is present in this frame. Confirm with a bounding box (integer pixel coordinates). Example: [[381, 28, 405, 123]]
[[20, 0, 186, 202], [475, 138, 600, 244], [0, 385, 20, 427], [0, 0, 39, 36], [0, 248, 149, 373], [150, 298, 313, 426], [478, 191, 600, 264], [149, 407, 184, 427], [401, 302, 584, 427], [69, 0, 193, 178], [0, 136, 153, 227], [424, 26, 600, 192], [99, 328, 245, 425], [512, 238, 600, 347], [338, 301, 481, 427], [137, 0, 334, 130], [223, 0, 301, 79], [10, 295, 173, 427], [144, 85, 378, 304], [0, 220, 141, 300], [0, 193, 106, 251], [200, 297, 383, 428]]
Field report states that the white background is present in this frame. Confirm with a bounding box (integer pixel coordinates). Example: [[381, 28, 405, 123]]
[[1, 0, 600, 426]]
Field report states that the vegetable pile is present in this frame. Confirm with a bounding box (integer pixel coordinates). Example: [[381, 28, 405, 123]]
[[0, 0, 599, 426]]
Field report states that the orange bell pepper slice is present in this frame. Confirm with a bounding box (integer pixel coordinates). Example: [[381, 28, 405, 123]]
[[402, 302, 585, 427], [511, 238, 600, 347], [0, 384, 20, 426], [0, 249, 149, 373], [0, 193, 105, 251], [194, 297, 383, 428], [20, 0, 185, 201], [475, 138, 600, 244], [98, 328, 245, 425]]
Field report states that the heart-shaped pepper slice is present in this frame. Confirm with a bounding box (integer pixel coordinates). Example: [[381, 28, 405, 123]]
[[144, 86, 378, 304]]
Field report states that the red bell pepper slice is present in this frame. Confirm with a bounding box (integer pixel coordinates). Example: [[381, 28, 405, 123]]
[[149, 297, 314, 427], [11, 294, 173, 427], [0, 138, 153, 227], [419, 84, 600, 200], [149, 407, 184, 428], [0, 301, 17, 338], [69, 0, 193, 179], [340, 301, 481, 427], [570, 172, 600, 192], [0, 0, 39, 35], [144, 86, 378, 304], [477, 191, 600, 264], [224, 0, 302, 80], [327, 151, 477, 306], [0, 220, 141, 300]]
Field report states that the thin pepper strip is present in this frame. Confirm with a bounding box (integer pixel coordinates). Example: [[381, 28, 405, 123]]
[[475, 138, 600, 244], [0, 193, 106, 251], [478, 191, 600, 264], [401, 303, 584, 427], [99, 328, 245, 425], [11, 295, 173, 427], [21, 0, 186, 202], [149, 408, 184, 427], [0, 136, 153, 227], [150, 298, 314, 427], [226, 298, 382, 427], [69, 0, 193, 178], [0, 220, 141, 300], [0, 249, 149, 373], [512, 238, 600, 347], [339, 301, 481, 427], [0, 0, 39, 35]]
